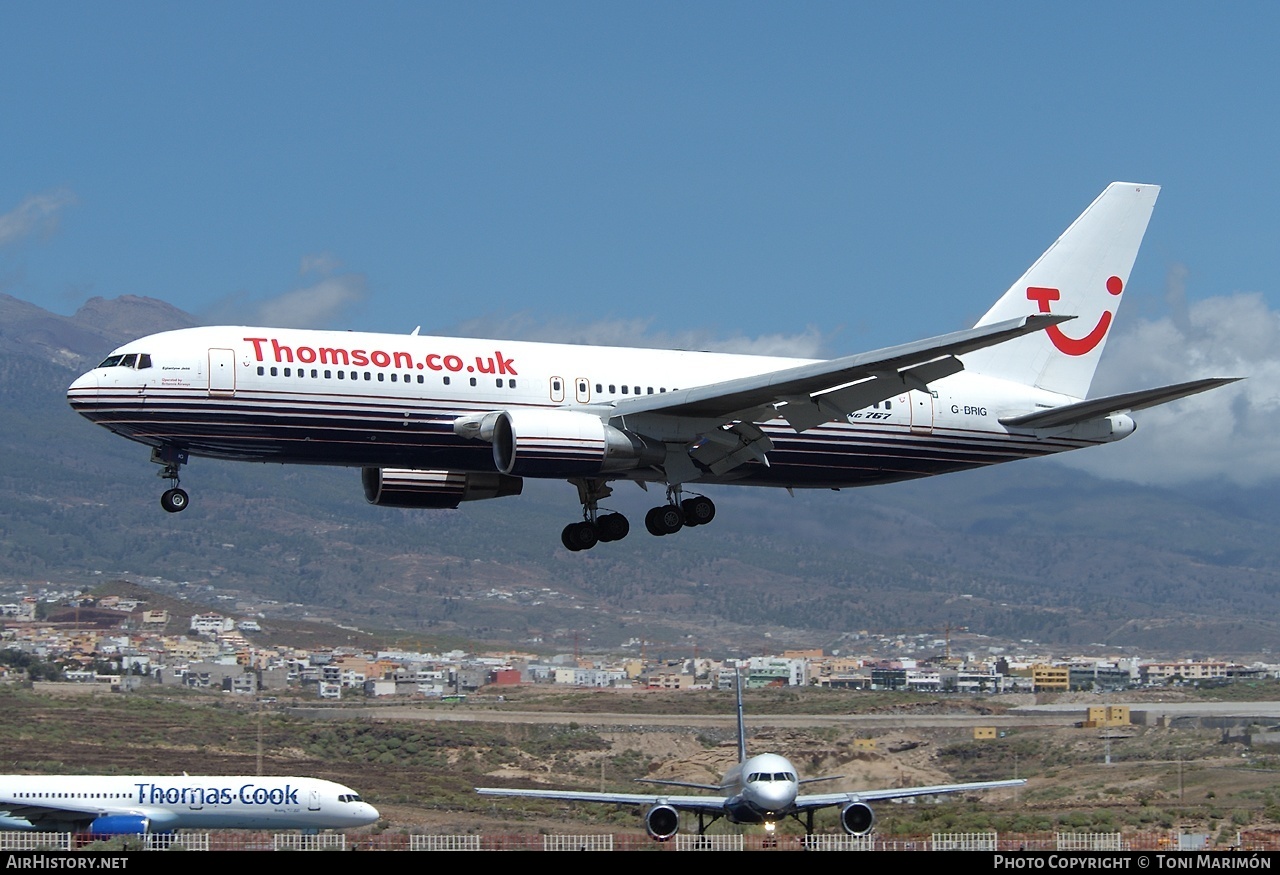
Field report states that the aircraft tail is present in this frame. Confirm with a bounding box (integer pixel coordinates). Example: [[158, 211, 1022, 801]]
[[735, 670, 747, 763], [962, 182, 1160, 399]]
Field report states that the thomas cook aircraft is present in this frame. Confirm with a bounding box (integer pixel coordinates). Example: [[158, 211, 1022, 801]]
[[67, 183, 1237, 550], [476, 673, 1023, 840], [0, 775, 378, 834]]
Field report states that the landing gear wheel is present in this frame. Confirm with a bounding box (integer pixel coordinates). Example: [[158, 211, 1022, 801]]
[[561, 521, 599, 552], [645, 505, 684, 536], [681, 496, 715, 527], [596, 513, 630, 543], [160, 488, 189, 513]]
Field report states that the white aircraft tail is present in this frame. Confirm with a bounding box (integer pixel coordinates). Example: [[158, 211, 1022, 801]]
[[963, 182, 1160, 399]]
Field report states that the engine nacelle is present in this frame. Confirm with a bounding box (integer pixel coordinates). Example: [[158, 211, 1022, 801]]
[[644, 804, 680, 842], [840, 801, 875, 836], [86, 814, 150, 835], [362, 467, 523, 509], [460, 409, 663, 478]]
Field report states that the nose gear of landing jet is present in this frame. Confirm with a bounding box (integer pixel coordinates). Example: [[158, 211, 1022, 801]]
[[151, 446, 191, 513]]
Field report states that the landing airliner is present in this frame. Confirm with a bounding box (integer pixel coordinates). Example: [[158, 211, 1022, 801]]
[[67, 183, 1237, 550], [476, 674, 1023, 839], [0, 774, 378, 834]]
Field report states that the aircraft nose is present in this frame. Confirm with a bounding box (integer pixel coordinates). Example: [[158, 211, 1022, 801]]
[[67, 370, 98, 406], [757, 782, 796, 810]]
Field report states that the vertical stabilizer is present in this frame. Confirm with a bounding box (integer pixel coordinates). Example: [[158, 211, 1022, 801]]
[[735, 669, 748, 763], [963, 182, 1159, 399]]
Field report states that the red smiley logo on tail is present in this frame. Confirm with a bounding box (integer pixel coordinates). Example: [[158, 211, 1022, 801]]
[[1027, 276, 1123, 356]]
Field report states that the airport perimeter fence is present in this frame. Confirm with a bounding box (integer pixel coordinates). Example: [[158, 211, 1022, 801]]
[[3, 830, 1278, 851]]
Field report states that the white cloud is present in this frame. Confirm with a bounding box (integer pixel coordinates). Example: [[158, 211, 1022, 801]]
[[449, 312, 830, 359], [0, 189, 77, 247], [1061, 288, 1277, 486], [299, 252, 342, 277], [253, 273, 368, 328]]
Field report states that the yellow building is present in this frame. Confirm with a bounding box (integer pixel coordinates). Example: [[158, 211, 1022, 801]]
[[1032, 664, 1069, 692]]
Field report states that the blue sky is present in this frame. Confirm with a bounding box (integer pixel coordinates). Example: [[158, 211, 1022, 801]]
[[3, 3, 1278, 484]]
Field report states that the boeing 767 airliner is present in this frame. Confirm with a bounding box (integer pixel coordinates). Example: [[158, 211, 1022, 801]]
[[67, 183, 1238, 550]]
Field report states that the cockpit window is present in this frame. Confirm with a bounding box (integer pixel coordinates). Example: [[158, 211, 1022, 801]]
[[97, 353, 152, 370], [337, 794, 363, 803], [747, 772, 796, 783]]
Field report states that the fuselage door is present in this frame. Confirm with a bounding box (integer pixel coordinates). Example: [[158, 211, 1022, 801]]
[[575, 378, 591, 404], [208, 348, 236, 397], [909, 390, 934, 435], [550, 376, 565, 404], [308, 789, 321, 811]]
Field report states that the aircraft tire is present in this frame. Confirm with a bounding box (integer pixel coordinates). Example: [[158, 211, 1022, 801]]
[[562, 521, 598, 551], [161, 488, 189, 513], [650, 504, 683, 535], [561, 525, 581, 551], [597, 512, 629, 542], [681, 496, 715, 527]]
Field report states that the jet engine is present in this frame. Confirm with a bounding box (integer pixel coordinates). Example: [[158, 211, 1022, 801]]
[[644, 804, 680, 842], [361, 467, 523, 509], [840, 801, 875, 835], [87, 814, 151, 835], [455, 409, 663, 478]]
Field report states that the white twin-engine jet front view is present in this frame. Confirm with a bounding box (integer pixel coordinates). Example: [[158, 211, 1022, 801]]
[[68, 183, 1237, 550], [0, 775, 379, 835], [477, 674, 1024, 840]]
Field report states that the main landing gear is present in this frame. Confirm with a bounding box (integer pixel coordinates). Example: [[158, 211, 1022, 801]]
[[561, 480, 716, 552], [151, 446, 190, 513]]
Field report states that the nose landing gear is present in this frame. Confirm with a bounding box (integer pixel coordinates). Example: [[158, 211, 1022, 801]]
[[151, 446, 190, 513]]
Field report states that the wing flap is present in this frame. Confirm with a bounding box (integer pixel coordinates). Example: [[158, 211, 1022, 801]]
[[1000, 378, 1241, 429]]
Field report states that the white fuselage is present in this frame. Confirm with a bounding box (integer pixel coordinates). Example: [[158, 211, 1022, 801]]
[[0, 775, 379, 832], [720, 752, 801, 823], [67, 325, 1118, 490]]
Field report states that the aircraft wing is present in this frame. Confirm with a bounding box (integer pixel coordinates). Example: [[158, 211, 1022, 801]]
[[605, 314, 1070, 433], [999, 378, 1242, 429], [791, 778, 1026, 812], [476, 786, 727, 814], [0, 798, 109, 830]]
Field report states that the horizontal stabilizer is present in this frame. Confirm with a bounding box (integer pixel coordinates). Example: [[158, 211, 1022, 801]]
[[1000, 378, 1241, 429]]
